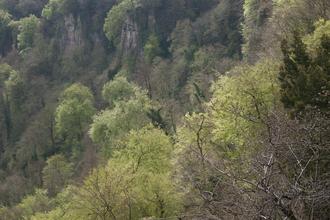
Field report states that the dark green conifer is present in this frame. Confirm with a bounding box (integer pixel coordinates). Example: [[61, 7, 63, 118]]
[[146, 107, 167, 133], [279, 29, 330, 117]]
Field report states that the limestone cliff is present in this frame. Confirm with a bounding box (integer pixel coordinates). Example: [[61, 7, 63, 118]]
[[121, 6, 155, 54], [59, 13, 85, 53], [121, 11, 140, 52], [120, 6, 143, 53], [59, 6, 153, 55]]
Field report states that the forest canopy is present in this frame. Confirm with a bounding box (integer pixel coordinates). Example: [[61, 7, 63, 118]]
[[0, 0, 330, 219]]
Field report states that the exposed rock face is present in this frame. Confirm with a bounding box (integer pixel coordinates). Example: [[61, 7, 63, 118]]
[[121, 6, 155, 54], [92, 33, 101, 46], [60, 13, 84, 53], [121, 9, 140, 52]]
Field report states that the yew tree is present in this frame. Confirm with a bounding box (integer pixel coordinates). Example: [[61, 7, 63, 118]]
[[279, 29, 330, 115]]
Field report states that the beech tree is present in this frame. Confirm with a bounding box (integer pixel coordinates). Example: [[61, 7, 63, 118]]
[[176, 107, 330, 219], [90, 77, 150, 157], [102, 75, 135, 108], [211, 59, 279, 145], [175, 58, 330, 219], [17, 14, 39, 51], [114, 125, 173, 173], [54, 126, 181, 219], [0, 188, 54, 219], [103, 0, 135, 45], [42, 154, 74, 196], [56, 83, 95, 157], [303, 19, 330, 52]]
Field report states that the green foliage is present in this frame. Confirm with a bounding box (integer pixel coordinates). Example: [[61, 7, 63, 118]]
[[279, 29, 330, 115], [1, 0, 330, 218], [28, 34, 56, 77], [56, 84, 95, 157], [37, 126, 181, 219], [303, 19, 330, 52], [114, 125, 172, 173], [25, 106, 57, 157], [0, 10, 11, 55], [103, 4, 124, 45], [104, 0, 136, 45], [56, 160, 182, 219], [58, 83, 93, 103], [120, 51, 138, 76], [210, 0, 243, 57], [89, 86, 150, 157], [144, 33, 163, 65], [154, 0, 185, 53], [71, 162, 138, 219], [184, 0, 218, 19], [29, 186, 76, 219], [176, 112, 214, 158], [168, 19, 191, 54], [211, 59, 280, 145], [8, 20, 19, 48], [146, 107, 166, 132], [5, 70, 26, 110], [193, 82, 205, 105], [41, 0, 60, 20], [102, 75, 135, 108], [0, 9, 10, 28], [0, 93, 12, 143], [138, 0, 161, 8], [42, 154, 74, 196], [4, 70, 28, 142], [57, 0, 79, 16], [17, 14, 40, 52], [134, 171, 183, 218], [0, 62, 12, 86], [42, 0, 80, 19], [0, 188, 54, 219]]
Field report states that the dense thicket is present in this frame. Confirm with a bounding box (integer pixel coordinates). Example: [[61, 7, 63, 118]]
[[0, 0, 330, 219]]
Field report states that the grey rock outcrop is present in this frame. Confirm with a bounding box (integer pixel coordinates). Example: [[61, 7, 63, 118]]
[[121, 6, 155, 54], [121, 8, 141, 52], [59, 13, 85, 53]]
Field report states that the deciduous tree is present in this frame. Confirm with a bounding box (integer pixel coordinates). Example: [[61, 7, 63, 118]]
[[103, 0, 136, 45], [56, 83, 95, 157], [42, 154, 74, 196], [102, 75, 135, 108], [89, 84, 150, 157], [17, 14, 39, 52]]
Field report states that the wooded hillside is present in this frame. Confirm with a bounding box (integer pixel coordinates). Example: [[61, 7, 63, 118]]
[[0, 0, 330, 219]]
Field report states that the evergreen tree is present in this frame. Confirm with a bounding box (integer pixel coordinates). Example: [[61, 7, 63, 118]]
[[279, 29, 330, 116], [146, 107, 167, 133], [144, 33, 163, 65]]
